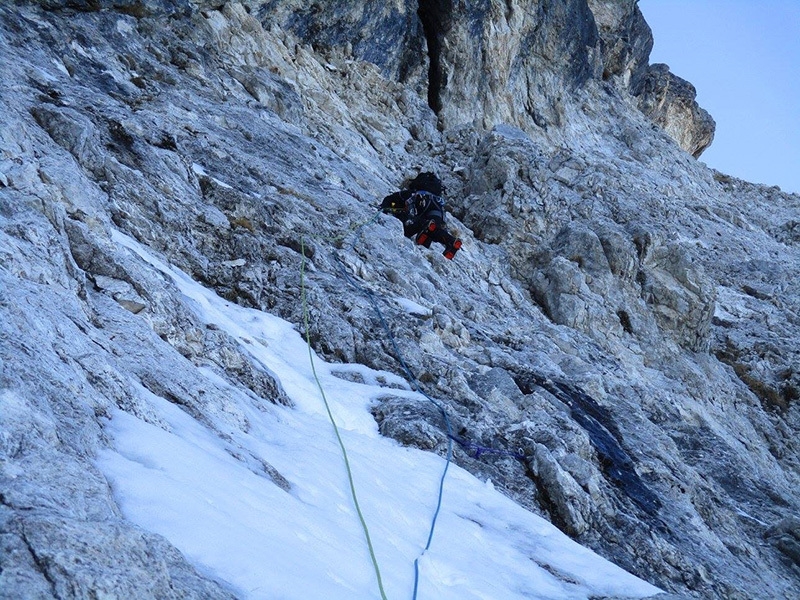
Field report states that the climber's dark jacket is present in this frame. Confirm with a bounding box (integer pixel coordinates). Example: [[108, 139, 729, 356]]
[[380, 172, 462, 259]]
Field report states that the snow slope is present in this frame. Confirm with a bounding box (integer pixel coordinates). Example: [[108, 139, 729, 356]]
[[96, 232, 662, 600]]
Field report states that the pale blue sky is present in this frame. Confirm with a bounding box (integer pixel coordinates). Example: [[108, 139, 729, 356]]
[[639, 1, 800, 194]]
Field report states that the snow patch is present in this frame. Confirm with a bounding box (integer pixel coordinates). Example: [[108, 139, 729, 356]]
[[98, 231, 663, 600], [395, 296, 433, 317]]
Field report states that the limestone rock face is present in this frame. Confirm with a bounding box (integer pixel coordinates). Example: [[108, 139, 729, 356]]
[[258, 0, 602, 134], [1, 2, 799, 599], [30, 0, 196, 16], [255, 0, 428, 84], [635, 63, 717, 157], [249, 0, 714, 156], [587, 0, 653, 89], [587, 0, 716, 157], [422, 0, 602, 131]]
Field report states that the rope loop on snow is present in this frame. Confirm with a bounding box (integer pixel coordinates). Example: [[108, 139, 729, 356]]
[[447, 433, 527, 461]]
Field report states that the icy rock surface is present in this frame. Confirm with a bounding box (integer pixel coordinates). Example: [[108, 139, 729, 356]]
[[1, 1, 799, 599]]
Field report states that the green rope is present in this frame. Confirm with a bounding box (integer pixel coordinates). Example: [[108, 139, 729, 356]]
[[322, 209, 383, 247], [300, 235, 389, 600]]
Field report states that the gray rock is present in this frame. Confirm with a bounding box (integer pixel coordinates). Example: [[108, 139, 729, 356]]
[[765, 516, 800, 567], [1, 2, 799, 599], [588, 0, 653, 90], [635, 63, 717, 157]]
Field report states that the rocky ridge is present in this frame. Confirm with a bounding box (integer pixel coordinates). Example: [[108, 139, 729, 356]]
[[1, 1, 798, 599]]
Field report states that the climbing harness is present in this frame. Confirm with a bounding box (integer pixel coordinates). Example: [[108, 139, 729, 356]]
[[409, 190, 445, 217]]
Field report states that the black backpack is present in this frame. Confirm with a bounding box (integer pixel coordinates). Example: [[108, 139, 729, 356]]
[[408, 172, 444, 196]]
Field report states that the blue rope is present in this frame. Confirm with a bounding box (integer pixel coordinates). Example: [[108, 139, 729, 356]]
[[448, 434, 526, 461]]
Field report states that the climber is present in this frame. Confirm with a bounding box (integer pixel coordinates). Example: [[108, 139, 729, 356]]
[[380, 171, 462, 260]]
